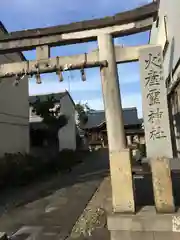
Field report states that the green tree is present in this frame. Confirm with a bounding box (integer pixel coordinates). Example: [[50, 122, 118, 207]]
[[75, 103, 88, 125], [31, 95, 68, 133], [75, 102, 94, 126]]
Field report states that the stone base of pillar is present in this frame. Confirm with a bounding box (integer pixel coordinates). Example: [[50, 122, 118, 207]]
[[150, 157, 175, 213], [107, 206, 180, 240], [110, 148, 135, 213], [141, 157, 180, 170]]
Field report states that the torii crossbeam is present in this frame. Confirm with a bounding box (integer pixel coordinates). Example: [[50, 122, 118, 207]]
[[0, 2, 158, 53]]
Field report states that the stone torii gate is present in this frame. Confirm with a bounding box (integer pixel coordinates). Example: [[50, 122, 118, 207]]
[[0, 1, 178, 239]]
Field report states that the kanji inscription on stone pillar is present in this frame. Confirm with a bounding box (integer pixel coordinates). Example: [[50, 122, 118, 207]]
[[139, 45, 173, 158]]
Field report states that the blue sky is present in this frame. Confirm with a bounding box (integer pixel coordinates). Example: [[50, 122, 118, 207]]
[[0, 0, 152, 117]]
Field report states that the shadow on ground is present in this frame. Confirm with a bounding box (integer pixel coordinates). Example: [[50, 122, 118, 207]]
[[1, 149, 180, 239], [1, 148, 180, 215], [0, 149, 110, 215], [134, 172, 180, 209]]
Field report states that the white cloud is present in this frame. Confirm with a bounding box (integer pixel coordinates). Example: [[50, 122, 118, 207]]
[[9, 0, 152, 11], [29, 74, 101, 95], [5, 0, 77, 13], [75, 99, 104, 110], [87, 42, 98, 53], [67, 80, 101, 92], [29, 71, 140, 96], [119, 73, 140, 84], [131, 0, 152, 6], [77, 92, 143, 118], [6, 0, 153, 25], [121, 93, 142, 118]]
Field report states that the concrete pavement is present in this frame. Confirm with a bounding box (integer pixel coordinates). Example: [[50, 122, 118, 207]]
[[0, 149, 109, 240]]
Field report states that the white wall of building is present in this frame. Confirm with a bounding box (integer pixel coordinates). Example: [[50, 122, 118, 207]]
[[30, 92, 77, 151], [0, 28, 29, 156], [150, 0, 180, 80], [150, 0, 180, 157], [58, 94, 76, 151]]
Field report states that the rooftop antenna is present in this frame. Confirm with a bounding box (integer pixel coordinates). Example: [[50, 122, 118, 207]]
[[68, 70, 74, 93], [68, 71, 71, 93]]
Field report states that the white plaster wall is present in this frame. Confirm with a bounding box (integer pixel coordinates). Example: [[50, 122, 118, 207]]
[[150, 0, 180, 80], [0, 41, 29, 156], [150, 0, 180, 157], [58, 95, 76, 151]]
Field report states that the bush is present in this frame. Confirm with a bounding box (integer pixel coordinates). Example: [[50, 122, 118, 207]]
[[0, 150, 87, 189], [48, 149, 84, 172], [76, 134, 83, 149], [0, 153, 43, 187]]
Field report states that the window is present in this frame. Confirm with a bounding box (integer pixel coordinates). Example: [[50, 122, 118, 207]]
[[156, 17, 159, 28]]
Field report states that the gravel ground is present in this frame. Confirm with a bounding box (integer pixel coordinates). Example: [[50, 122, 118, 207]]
[[69, 177, 111, 240]]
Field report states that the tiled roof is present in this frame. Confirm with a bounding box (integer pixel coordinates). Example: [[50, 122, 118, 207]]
[[81, 108, 141, 129], [29, 91, 67, 104]]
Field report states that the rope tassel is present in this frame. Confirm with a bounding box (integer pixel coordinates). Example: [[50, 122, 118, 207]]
[[57, 69, 64, 82], [35, 73, 42, 84], [80, 68, 86, 81]]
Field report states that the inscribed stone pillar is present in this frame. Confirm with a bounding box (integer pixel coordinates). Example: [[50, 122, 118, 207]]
[[139, 45, 174, 212], [139, 45, 173, 158], [98, 34, 135, 213]]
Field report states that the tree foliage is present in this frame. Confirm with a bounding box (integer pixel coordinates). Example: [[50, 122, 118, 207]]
[[30, 95, 68, 132], [75, 102, 94, 126], [75, 103, 88, 125]]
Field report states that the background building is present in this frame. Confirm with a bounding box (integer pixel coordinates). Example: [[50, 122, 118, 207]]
[[150, 0, 180, 157], [80, 108, 144, 148], [29, 91, 77, 152], [0, 23, 29, 157]]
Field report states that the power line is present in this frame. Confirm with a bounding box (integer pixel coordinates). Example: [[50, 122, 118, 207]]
[[0, 111, 29, 119], [0, 120, 28, 127]]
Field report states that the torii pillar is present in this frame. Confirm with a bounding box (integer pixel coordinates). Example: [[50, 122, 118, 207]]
[[98, 34, 135, 213]]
